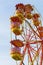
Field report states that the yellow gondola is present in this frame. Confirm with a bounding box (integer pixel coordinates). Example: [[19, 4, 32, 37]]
[[33, 20, 40, 26], [10, 50, 23, 61], [24, 12, 32, 19], [16, 11, 25, 20], [11, 27, 22, 35]]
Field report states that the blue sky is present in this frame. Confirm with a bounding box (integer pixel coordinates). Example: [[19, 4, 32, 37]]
[[0, 0, 43, 65]]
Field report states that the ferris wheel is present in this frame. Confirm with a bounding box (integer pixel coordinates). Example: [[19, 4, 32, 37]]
[[10, 3, 43, 65]]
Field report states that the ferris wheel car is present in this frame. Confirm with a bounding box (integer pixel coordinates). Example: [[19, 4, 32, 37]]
[[15, 3, 25, 14], [24, 4, 33, 13], [11, 27, 22, 35], [10, 16, 23, 24], [37, 26, 43, 37], [10, 39, 24, 47], [16, 12, 25, 20], [24, 12, 32, 19], [32, 20, 40, 26], [10, 50, 23, 61], [32, 13, 40, 19]]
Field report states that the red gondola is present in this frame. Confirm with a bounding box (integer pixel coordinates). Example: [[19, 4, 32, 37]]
[[24, 4, 33, 13], [10, 16, 23, 24], [10, 39, 24, 47], [37, 26, 43, 37]]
